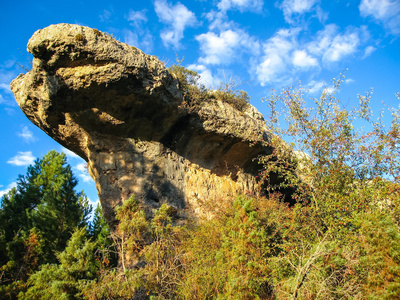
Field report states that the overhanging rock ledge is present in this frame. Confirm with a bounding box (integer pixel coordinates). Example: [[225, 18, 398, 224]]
[[11, 23, 276, 226]]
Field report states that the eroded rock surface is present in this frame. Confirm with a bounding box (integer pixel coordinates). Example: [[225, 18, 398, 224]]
[[11, 24, 274, 226]]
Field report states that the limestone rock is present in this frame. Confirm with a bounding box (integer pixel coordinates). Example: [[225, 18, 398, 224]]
[[11, 24, 274, 226]]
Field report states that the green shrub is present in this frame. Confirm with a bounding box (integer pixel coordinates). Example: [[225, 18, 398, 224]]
[[74, 34, 85, 42], [92, 28, 101, 37], [168, 63, 250, 112], [22, 228, 97, 299]]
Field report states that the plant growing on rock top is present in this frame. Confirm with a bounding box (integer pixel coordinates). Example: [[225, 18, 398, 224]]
[[92, 28, 101, 37], [168, 62, 250, 112], [75, 34, 85, 42]]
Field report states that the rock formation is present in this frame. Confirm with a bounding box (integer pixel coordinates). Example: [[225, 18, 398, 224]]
[[11, 24, 276, 226]]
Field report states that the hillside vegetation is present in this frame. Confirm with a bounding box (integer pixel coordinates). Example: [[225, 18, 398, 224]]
[[1, 70, 400, 299]]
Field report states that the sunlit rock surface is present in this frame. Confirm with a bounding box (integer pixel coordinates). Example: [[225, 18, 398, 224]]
[[11, 24, 275, 227]]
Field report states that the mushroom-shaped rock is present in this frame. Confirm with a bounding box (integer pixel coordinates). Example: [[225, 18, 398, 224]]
[[11, 24, 273, 226]]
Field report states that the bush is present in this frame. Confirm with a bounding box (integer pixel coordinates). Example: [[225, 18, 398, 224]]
[[168, 63, 250, 112]]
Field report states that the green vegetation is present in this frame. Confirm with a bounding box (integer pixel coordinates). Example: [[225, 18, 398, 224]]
[[92, 29, 102, 37], [1, 74, 400, 299], [168, 63, 250, 112], [0, 151, 94, 298], [75, 34, 85, 42]]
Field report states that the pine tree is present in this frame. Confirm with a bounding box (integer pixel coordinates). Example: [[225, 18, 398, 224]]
[[90, 204, 117, 268], [22, 228, 98, 300], [0, 150, 92, 296]]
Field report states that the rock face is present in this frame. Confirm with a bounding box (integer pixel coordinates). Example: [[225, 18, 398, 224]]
[[11, 24, 274, 226]]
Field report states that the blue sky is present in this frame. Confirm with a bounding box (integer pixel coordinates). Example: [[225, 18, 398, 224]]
[[1, 0, 399, 206]]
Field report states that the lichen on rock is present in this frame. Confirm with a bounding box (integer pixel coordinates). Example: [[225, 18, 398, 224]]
[[11, 23, 275, 227]]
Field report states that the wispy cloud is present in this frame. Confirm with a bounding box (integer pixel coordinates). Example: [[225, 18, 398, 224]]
[[75, 162, 93, 183], [99, 9, 113, 23], [323, 31, 360, 62], [307, 24, 366, 64], [0, 70, 15, 93], [187, 64, 220, 88], [307, 80, 326, 94], [154, 0, 198, 48], [256, 28, 299, 85], [362, 45, 377, 58], [359, 0, 400, 35], [0, 182, 17, 198], [60, 147, 93, 183], [217, 0, 264, 12], [125, 9, 153, 52], [255, 24, 368, 86], [61, 147, 80, 159], [278, 0, 319, 24], [17, 126, 36, 143], [0, 83, 11, 93], [196, 28, 260, 65], [7, 151, 35, 166], [1, 67, 19, 106], [124, 29, 154, 53], [127, 9, 148, 26]]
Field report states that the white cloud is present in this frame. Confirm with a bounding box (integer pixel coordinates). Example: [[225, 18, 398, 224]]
[[127, 9, 148, 26], [124, 29, 153, 53], [61, 147, 80, 159], [0, 83, 11, 93], [0, 182, 17, 198], [187, 64, 221, 88], [292, 50, 319, 68], [196, 29, 260, 65], [5, 108, 15, 115], [7, 151, 35, 166], [363, 45, 377, 58], [87, 196, 100, 207], [324, 31, 360, 62], [256, 28, 299, 85], [197, 30, 240, 65], [76, 162, 87, 173], [217, 0, 263, 12], [60, 148, 93, 183], [1, 67, 20, 105], [125, 9, 153, 52], [307, 24, 337, 56], [255, 24, 369, 86], [315, 5, 329, 23], [17, 126, 36, 143], [79, 173, 92, 183], [154, 0, 198, 48], [359, 0, 400, 34], [307, 80, 326, 94], [307, 80, 336, 94], [307, 24, 363, 63], [99, 9, 112, 22], [75, 162, 93, 183], [0, 69, 16, 94], [279, 0, 319, 23]]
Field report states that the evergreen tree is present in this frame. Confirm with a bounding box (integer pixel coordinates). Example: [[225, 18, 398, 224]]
[[22, 228, 98, 300], [0, 150, 92, 296], [90, 204, 117, 268]]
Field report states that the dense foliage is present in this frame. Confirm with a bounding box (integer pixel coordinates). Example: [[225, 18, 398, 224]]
[[0, 151, 94, 298], [2, 73, 400, 299]]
